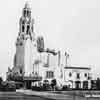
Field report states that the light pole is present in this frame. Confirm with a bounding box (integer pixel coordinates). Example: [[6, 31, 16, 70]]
[[65, 51, 69, 67]]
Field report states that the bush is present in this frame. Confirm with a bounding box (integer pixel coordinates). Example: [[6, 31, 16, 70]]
[[51, 79, 57, 90], [62, 85, 68, 91]]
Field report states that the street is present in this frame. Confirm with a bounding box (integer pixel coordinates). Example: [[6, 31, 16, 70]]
[[0, 90, 100, 100], [0, 92, 53, 100]]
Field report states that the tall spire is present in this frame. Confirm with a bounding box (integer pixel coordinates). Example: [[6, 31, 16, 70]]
[[18, 2, 34, 40], [23, 2, 31, 18]]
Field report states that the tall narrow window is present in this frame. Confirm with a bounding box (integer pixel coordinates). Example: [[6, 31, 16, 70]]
[[77, 73, 80, 79], [22, 25, 25, 32], [20, 69, 23, 74], [27, 10, 31, 17], [46, 71, 54, 78], [23, 10, 27, 17], [84, 73, 87, 77], [69, 72, 72, 77], [26, 25, 30, 34]]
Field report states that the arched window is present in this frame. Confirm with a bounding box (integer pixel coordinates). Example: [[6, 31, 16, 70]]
[[27, 10, 29, 15], [20, 69, 23, 74], [69, 72, 72, 77], [23, 10, 27, 17], [26, 25, 30, 34], [84, 73, 87, 77], [22, 25, 25, 32]]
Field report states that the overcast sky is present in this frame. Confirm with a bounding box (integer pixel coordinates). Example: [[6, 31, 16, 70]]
[[0, 0, 100, 79]]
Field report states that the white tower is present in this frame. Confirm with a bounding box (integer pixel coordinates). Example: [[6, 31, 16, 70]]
[[14, 2, 35, 76]]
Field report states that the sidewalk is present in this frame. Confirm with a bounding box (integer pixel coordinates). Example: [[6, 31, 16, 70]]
[[16, 89, 85, 100]]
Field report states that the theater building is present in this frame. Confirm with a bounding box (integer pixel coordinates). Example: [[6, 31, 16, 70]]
[[6, 2, 92, 89]]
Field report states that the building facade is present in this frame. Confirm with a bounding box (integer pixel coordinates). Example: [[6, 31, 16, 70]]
[[7, 3, 92, 89], [64, 67, 92, 89], [13, 3, 39, 76]]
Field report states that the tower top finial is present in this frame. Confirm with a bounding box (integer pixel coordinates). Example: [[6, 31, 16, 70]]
[[24, 1, 31, 9]]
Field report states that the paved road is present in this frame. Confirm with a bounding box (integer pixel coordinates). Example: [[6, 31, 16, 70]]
[[17, 90, 100, 100], [0, 91, 100, 100], [0, 92, 53, 100]]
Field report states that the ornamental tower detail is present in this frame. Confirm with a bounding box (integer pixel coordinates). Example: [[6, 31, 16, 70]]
[[14, 3, 36, 76], [19, 2, 34, 40]]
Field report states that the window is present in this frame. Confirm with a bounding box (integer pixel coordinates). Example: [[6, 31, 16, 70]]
[[20, 69, 23, 74], [27, 10, 31, 17], [77, 73, 80, 79], [26, 25, 30, 34], [23, 10, 27, 17], [22, 25, 25, 32], [88, 73, 91, 80], [27, 10, 29, 16], [31, 26, 33, 32], [69, 72, 72, 77], [84, 73, 87, 77], [46, 71, 54, 78]]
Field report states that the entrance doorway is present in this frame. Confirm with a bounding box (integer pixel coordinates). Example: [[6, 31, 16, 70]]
[[75, 81, 81, 90]]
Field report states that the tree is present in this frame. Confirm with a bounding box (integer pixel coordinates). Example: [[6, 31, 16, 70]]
[[51, 79, 57, 91], [96, 78, 100, 90], [0, 77, 3, 85]]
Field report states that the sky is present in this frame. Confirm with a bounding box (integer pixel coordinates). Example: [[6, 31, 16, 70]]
[[0, 0, 100, 79]]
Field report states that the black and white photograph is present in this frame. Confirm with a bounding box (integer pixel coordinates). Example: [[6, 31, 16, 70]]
[[0, 0, 100, 100]]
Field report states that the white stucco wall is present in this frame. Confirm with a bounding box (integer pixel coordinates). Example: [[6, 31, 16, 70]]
[[64, 68, 91, 88]]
